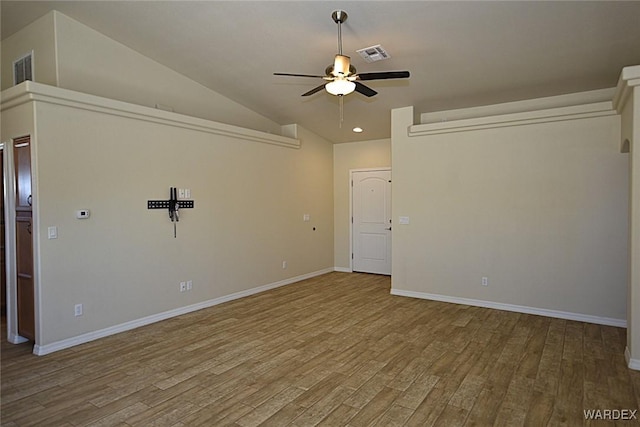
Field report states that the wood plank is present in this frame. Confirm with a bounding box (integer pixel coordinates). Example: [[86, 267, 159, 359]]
[[1, 272, 637, 426]]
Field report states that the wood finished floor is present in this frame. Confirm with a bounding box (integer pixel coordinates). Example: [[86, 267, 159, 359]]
[[2, 272, 640, 426]]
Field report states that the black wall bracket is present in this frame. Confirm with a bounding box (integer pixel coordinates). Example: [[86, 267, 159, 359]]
[[147, 200, 194, 209], [147, 187, 194, 237]]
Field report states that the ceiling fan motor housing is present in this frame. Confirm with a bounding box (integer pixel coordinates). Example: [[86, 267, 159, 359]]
[[329, 55, 355, 77]]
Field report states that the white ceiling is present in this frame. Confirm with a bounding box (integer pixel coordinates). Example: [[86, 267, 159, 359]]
[[3, 1, 640, 143]]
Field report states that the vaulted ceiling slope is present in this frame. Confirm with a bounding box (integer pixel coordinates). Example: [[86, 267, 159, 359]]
[[3, 1, 640, 143]]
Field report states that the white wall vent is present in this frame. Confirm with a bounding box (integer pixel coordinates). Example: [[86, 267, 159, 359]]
[[356, 45, 390, 63], [13, 52, 33, 85]]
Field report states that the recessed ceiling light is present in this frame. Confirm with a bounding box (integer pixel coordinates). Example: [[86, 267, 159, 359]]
[[353, 127, 363, 133]]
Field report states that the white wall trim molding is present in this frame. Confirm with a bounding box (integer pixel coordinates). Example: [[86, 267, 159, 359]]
[[391, 288, 627, 328], [409, 101, 616, 137], [33, 267, 333, 356], [1, 81, 301, 149], [613, 65, 640, 113], [334, 267, 352, 273], [625, 347, 640, 371]]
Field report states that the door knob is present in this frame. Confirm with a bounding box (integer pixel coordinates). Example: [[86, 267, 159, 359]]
[[386, 227, 392, 231]]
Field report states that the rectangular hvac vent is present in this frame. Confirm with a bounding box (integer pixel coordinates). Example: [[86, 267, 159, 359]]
[[13, 52, 33, 85], [356, 45, 390, 63]]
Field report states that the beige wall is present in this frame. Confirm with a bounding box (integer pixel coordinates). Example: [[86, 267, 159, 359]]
[[391, 105, 628, 322], [632, 86, 640, 363], [1, 12, 58, 90], [19, 91, 332, 347], [333, 139, 391, 270], [1, 9, 334, 351], [617, 78, 640, 366]]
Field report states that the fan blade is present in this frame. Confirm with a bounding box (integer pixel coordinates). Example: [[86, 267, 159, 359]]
[[357, 71, 410, 81], [302, 84, 326, 97], [354, 82, 377, 97], [274, 72, 326, 78]]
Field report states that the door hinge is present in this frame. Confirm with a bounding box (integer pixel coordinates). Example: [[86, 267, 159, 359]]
[[351, 180, 354, 187], [351, 253, 354, 259]]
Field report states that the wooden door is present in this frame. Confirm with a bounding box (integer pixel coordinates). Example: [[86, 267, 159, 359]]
[[352, 170, 392, 275], [1, 149, 5, 316], [14, 136, 34, 340]]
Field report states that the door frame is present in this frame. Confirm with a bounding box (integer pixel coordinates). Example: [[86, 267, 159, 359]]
[[349, 167, 391, 273], [2, 137, 36, 345]]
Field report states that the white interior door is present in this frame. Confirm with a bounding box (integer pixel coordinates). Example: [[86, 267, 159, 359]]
[[352, 169, 391, 275]]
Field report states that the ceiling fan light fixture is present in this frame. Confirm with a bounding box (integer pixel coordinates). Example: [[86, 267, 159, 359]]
[[325, 79, 355, 96]]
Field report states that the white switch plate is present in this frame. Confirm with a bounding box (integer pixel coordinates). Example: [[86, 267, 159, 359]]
[[303, 214, 310, 222], [48, 226, 58, 239], [185, 189, 191, 198], [186, 280, 192, 291], [399, 216, 410, 225], [178, 188, 185, 199], [74, 303, 83, 317]]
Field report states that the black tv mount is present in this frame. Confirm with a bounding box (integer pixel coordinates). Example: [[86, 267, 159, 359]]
[[148, 187, 194, 237]]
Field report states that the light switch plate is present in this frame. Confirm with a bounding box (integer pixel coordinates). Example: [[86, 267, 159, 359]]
[[399, 216, 410, 225], [48, 226, 58, 239]]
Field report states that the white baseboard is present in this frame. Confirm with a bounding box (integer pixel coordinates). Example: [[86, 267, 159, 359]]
[[390, 288, 627, 328], [334, 267, 352, 273], [8, 332, 29, 344], [33, 267, 334, 356], [625, 347, 640, 371]]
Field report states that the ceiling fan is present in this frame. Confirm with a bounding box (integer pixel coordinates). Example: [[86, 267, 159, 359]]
[[274, 10, 410, 124]]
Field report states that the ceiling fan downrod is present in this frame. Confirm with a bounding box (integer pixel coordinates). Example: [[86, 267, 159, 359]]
[[332, 10, 347, 56]]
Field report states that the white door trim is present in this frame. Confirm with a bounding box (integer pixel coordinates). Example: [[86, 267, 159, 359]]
[[349, 167, 391, 273]]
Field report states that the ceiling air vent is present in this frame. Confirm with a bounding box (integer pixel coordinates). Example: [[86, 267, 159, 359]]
[[356, 45, 390, 63]]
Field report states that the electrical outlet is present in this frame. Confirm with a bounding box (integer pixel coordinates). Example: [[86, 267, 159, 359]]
[[186, 280, 192, 291], [180, 281, 186, 292], [282, 261, 287, 269], [481, 277, 488, 286], [74, 304, 83, 317]]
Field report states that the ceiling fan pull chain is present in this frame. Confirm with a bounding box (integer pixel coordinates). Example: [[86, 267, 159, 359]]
[[339, 95, 344, 127]]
